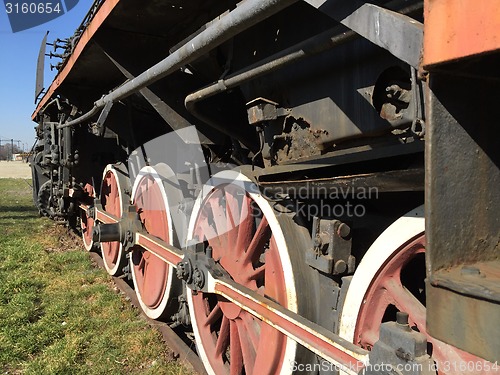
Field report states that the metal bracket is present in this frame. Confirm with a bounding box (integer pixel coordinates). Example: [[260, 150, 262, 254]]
[[91, 101, 113, 136], [91, 204, 141, 251], [306, 217, 355, 275], [365, 312, 436, 375], [246, 97, 290, 125], [303, 0, 423, 68], [176, 242, 230, 293]]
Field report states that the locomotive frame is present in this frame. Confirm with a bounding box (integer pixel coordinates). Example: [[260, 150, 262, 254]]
[[30, 0, 500, 374]]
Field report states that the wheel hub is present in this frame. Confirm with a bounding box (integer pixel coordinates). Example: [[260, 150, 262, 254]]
[[218, 299, 242, 320]]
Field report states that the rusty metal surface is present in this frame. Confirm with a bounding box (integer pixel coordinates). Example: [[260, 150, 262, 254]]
[[423, 0, 500, 67], [425, 70, 500, 360], [255, 141, 424, 181], [426, 284, 500, 364], [429, 260, 500, 304], [88, 251, 208, 375], [260, 168, 424, 196], [425, 74, 500, 271]]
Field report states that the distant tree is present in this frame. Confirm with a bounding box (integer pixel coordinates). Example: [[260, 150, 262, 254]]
[[0, 145, 7, 161], [0, 143, 23, 160]]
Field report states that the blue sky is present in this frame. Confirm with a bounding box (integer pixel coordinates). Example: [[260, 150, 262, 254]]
[[0, 1, 92, 149]]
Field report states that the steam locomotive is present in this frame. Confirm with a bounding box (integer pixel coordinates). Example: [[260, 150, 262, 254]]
[[30, 0, 500, 374]]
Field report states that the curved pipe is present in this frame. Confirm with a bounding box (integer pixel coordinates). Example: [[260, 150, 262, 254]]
[[57, 105, 100, 129], [185, 26, 356, 113]]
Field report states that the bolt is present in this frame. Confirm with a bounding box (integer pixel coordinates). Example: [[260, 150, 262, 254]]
[[334, 260, 347, 274], [125, 230, 134, 245], [337, 223, 350, 239], [396, 312, 411, 331], [176, 261, 188, 280], [122, 264, 130, 274], [193, 268, 204, 289]]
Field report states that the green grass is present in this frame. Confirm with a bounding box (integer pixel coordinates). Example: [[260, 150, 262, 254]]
[[0, 179, 191, 375]]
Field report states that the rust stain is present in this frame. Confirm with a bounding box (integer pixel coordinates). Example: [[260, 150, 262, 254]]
[[424, 0, 500, 67]]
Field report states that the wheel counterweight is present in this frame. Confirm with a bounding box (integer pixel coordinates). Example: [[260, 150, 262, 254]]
[[186, 170, 317, 375], [100, 164, 129, 276]]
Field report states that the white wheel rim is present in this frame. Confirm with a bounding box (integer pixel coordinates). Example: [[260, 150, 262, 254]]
[[338, 205, 425, 343], [81, 183, 95, 251], [100, 164, 126, 275]]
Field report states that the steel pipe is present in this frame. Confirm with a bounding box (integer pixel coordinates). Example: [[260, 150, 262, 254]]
[[185, 1, 423, 122], [185, 26, 356, 115]]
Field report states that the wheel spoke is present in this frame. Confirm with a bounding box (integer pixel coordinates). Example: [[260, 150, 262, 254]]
[[384, 279, 426, 328], [242, 217, 269, 265], [225, 189, 240, 245], [246, 264, 266, 282], [141, 259, 151, 289], [360, 330, 380, 347], [215, 316, 230, 356], [209, 190, 227, 237], [189, 176, 296, 375], [236, 195, 254, 251], [205, 303, 223, 328], [229, 320, 243, 375], [198, 216, 219, 244], [236, 318, 256, 374], [238, 312, 260, 349], [137, 253, 146, 272]]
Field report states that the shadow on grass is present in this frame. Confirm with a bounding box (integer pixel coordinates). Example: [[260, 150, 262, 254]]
[[0, 214, 41, 220], [0, 205, 37, 213]]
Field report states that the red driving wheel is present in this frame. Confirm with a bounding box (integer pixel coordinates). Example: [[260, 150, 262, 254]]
[[100, 164, 128, 276], [130, 166, 176, 319], [352, 233, 492, 375], [187, 170, 316, 375]]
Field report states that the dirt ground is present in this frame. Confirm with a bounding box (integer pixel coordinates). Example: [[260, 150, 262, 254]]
[[0, 161, 32, 179]]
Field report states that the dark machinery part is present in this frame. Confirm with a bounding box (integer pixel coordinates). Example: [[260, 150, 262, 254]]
[[425, 71, 500, 363], [170, 291, 192, 329], [365, 312, 436, 375], [306, 217, 355, 275], [91, 204, 142, 251]]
